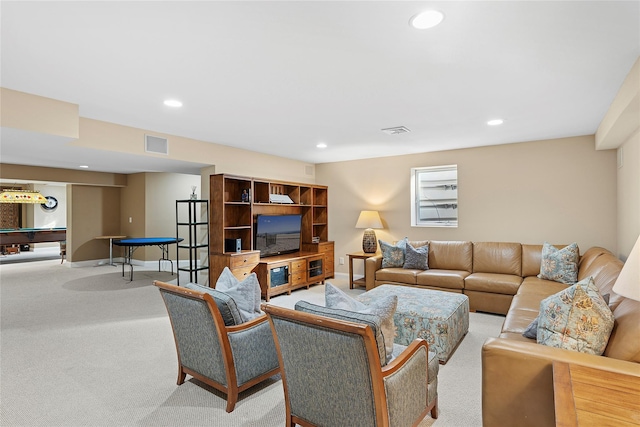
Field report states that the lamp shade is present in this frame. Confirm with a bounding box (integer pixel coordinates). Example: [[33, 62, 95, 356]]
[[355, 211, 383, 229], [0, 189, 47, 204], [612, 235, 640, 301]]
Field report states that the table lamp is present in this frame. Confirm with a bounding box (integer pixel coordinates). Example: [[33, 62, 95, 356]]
[[355, 210, 383, 253], [612, 234, 640, 301]]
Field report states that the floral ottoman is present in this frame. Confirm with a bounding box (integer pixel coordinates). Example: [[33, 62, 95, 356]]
[[357, 285, 469, 364]]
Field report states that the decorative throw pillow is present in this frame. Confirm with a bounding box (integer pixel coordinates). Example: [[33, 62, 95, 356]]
[[522, 290, 610, 340], [537, 277, 615, 355], [379, 237, 408, 268], [295, 300, 390, 367], [184, 282, 243, 326], [538, 242, 579, 284], [522, 317, 538, 339], [324, 283, 397, 364], [215, 267, 262, 323], [403, 242, 429, 270]]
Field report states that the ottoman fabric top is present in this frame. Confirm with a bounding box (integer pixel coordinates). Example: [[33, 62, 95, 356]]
[[357, 285, 469, 363]]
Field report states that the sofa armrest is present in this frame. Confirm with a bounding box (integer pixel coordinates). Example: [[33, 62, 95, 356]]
[[482, 337, 640, 427], [365, 255, 383, 290]]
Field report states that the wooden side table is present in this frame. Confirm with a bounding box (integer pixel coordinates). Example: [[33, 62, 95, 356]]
[[552, 361, 640, 426], [347, 251, 377, 289]]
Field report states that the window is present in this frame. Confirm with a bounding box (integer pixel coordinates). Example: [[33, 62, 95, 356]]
[[411, 165, 458, 227]]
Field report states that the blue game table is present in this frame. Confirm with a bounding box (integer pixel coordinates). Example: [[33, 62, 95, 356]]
[[113, 237, 183, 281]]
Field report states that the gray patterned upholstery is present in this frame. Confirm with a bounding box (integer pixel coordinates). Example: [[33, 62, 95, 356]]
[[155, 281, 280, 412], [263, 304, 438, 426]]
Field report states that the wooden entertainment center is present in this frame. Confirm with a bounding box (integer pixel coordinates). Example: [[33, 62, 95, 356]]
[[209, 174, 334, 300]]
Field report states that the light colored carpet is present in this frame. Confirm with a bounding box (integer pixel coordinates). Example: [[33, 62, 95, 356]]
[[0, 258, 504, 426]]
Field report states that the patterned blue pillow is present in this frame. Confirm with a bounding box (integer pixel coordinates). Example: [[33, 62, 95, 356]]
[[379, 238, 408, 268], [403, 242, 429, 270], [537, 277, 614, 355], [538, 242, 579, 284]]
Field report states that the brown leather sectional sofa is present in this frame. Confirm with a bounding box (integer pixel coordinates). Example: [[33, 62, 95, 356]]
[[365, 240, 565, 315], [482, 246, 640, 427], [364, 240, 640, 426]]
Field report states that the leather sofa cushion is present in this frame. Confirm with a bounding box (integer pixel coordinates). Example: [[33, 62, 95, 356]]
[[473, 242, 521, 276], [375, 268, 419, 285], [416, 269, 468, 290], [497, 331, 532, 342], [605, 298, 640, 362], [579, 252, 624, 310], [578, 246, 611, 272], [465, 273, 522, 295], [521, 244, 570, 277], [428, 241, 472, 271], [518, 277, 568, 298], [509, 292, 546, 313], [408, 240, 429, 249], [502, 307, 539, 334]]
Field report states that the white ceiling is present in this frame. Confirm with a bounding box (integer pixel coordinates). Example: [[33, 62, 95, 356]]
[[1, 1, 639, 175]]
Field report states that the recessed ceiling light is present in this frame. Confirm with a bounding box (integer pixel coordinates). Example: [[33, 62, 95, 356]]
[[487, 119, 504, 126], [163, 99, 183, 107], [79, 165, 89, 169], [316, 143, 327, 149], [410, 10, 444, 29]]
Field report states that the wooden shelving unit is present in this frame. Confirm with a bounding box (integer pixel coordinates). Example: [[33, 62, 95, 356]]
[[209, 174, 334, 296]]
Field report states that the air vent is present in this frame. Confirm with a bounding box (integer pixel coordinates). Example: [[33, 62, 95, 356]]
[[145, 135, 168, 155], [381, 126, 411, 135]]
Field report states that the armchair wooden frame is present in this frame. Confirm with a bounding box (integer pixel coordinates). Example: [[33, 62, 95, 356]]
[[155, 281, 281, 412], [262, 304, 437, 427]]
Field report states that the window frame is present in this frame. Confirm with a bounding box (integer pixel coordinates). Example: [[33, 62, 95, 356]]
[[410, 164, 458, 228]]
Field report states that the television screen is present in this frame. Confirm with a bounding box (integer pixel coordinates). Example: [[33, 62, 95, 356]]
[[255, 214, 302, 257]]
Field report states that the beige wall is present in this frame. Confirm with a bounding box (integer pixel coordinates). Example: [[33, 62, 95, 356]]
[[0, 163, 127, 187], [67, 185, 121, 262], [77, 118, 316, 184], [0, 88, 79, 138], [120, 173, 147, 260], [144, 172, 201, 262], [317, 135, 618, 275], [597, 57, 640, 259], [616, 130, 640, 259]]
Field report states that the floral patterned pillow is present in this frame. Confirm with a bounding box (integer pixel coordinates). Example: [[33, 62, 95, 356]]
[[403, 242, 429, 270], [538, 242, 579, 284], [537, 276, 614, 355], [379, 238, 408, 268]]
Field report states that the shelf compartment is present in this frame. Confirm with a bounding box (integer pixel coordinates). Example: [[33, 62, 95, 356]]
[[223, 204, 252, 228]]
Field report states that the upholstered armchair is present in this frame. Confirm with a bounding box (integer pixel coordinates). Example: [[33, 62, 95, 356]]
[[262, 303, 438, 427], [154, 281, 280, 412]]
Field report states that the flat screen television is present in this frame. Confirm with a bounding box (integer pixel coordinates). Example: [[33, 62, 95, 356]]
[[254, 214, 302, 257]]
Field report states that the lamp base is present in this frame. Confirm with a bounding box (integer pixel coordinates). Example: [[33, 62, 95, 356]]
[[362, 229, 378, 253]]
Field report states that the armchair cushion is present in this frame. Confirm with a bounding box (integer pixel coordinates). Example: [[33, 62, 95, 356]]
[[215, 267, 262, 323], [184, 282, 243, 326], [325, 283, 397, 364]]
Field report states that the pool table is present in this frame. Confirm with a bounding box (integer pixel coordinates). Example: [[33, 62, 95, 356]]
[[0, 227, 67, 246]]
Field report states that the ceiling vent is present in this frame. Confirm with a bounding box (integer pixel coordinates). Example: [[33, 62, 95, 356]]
[[145, 135, 168, 155], [381, 126, 411, 135]]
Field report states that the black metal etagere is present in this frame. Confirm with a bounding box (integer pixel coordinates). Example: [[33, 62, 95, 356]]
[[176, 199, 209, 285]]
